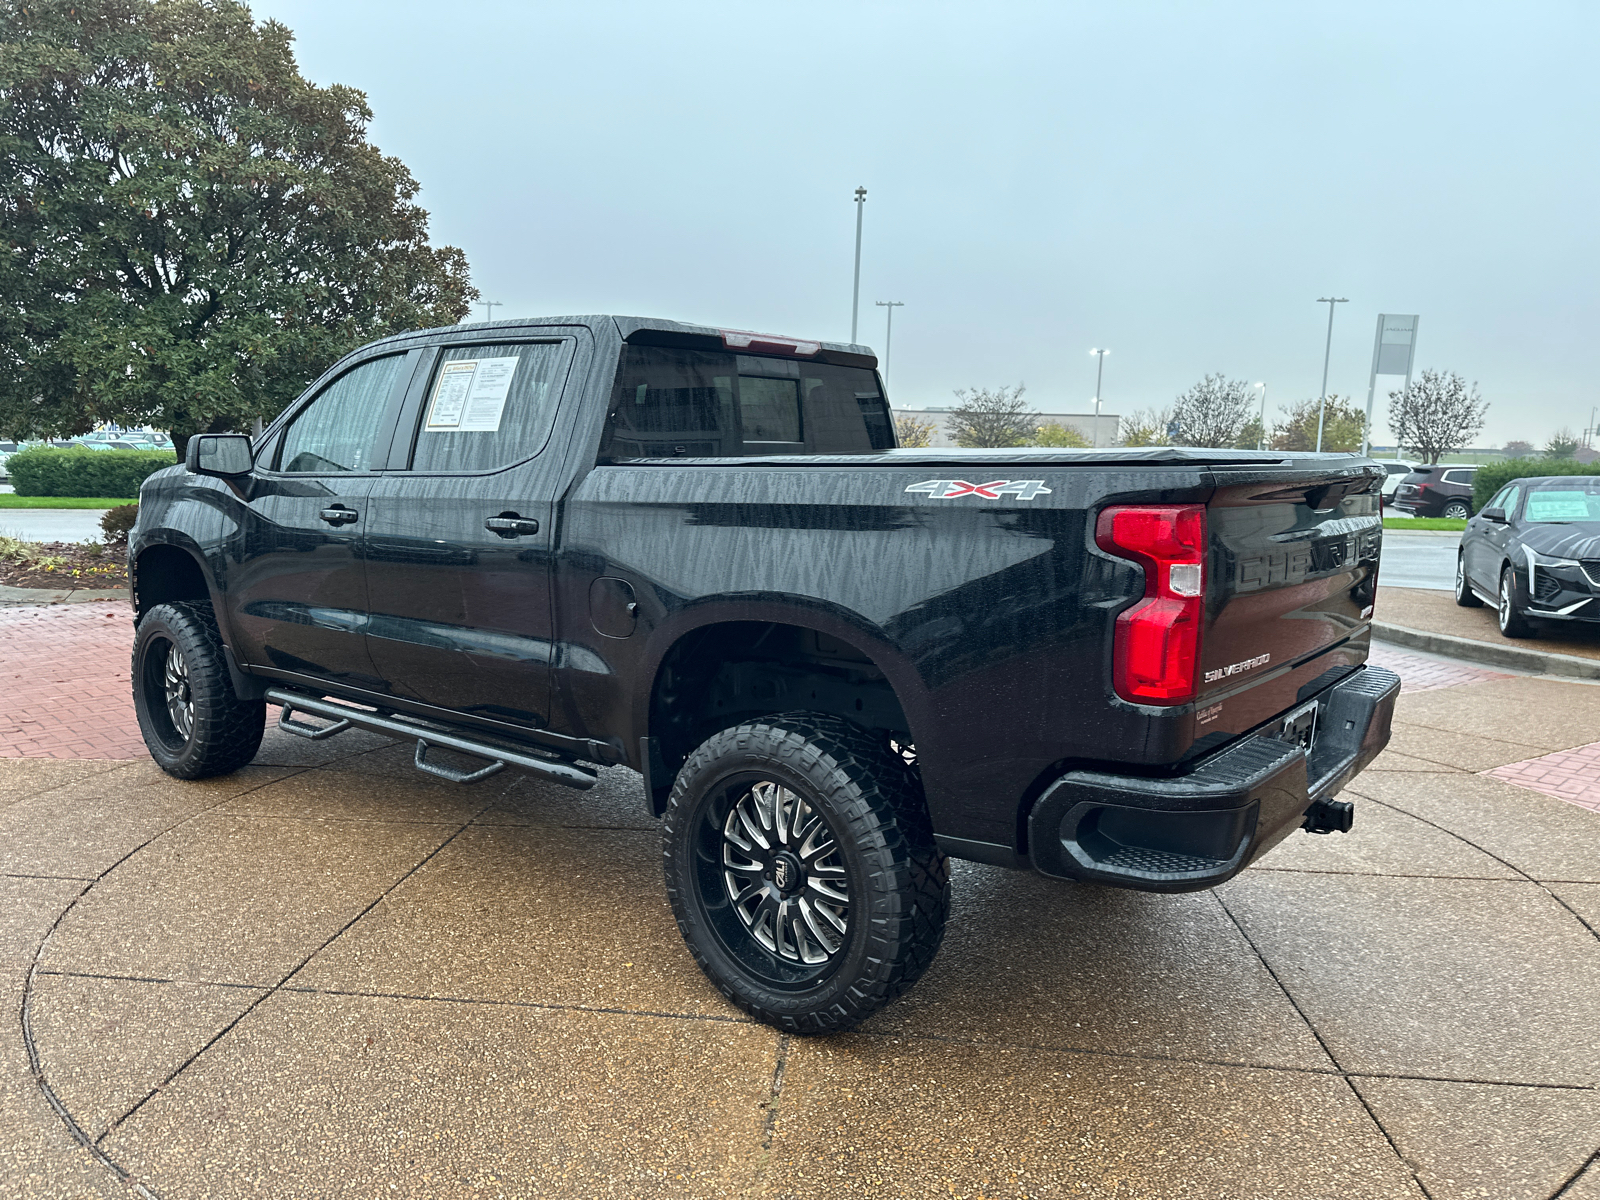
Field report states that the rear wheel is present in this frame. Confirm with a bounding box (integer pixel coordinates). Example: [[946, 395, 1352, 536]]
[[661, 714, 949, 1033], [1498, 565, 1537, 638], [1442, 500, 1472, 520], [1455, 551, 1483, 607], [133, 601, 266, 778]]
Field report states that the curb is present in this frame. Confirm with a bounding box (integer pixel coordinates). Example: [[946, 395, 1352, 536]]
[[1373, 620, 1600, 681], [0, 583, 126, 607]]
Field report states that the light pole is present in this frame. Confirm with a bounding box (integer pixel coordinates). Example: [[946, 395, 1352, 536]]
[[1315, 296, 1348, 452], [875, 301, 904, 387], [850, 187, 867, 343], [479, 300, 503, 323], [1089, 348, 1110, 446], [1255, 382, 1267, 450]]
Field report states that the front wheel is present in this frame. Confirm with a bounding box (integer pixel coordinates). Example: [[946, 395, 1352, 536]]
[[1441, 500, 1472, 520], [662, 714, 949, 1033], [133, 601, 266, 778], [1498, 565, 1537, 638], [1455, 552, 1483, 607]]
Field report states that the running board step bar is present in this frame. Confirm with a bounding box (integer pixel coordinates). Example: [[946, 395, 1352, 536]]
[[266, 689, 598, 791]]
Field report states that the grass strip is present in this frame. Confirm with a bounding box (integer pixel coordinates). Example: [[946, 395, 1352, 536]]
[[1383, 517, 1466, 532], [0, 496, 136, 509]]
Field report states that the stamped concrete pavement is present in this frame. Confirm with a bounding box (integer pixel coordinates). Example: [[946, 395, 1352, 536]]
[[2, 603, 1599, 1198]]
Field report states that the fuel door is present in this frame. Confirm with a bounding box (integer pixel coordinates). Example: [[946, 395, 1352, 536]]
[[589, 577, 638, 639]]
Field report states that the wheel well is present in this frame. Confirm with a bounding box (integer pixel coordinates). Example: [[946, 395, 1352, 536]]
[[646, 621, 911, 812], [133, 545, 209, 618]]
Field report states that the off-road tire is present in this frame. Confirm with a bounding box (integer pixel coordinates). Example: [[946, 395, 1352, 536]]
[[662, 714, 949, 1033], [133, 601, 266, 778], [1497, 565, 1537, 639], [1455, 551, 1483, 607], [1441, 500, 1472, 521]]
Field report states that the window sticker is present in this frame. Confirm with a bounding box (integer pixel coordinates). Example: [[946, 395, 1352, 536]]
[[1526, 491, 1596, 521], [424, 356, 521, 432]]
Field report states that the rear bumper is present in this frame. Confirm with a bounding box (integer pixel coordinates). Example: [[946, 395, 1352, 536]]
[[1026, 665, 1400, 893]]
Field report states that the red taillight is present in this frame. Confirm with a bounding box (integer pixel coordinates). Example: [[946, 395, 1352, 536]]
[[1095, 504, 1207, 705]]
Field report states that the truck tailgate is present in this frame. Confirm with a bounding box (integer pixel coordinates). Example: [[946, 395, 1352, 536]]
[[1197, 461, 1383, 743]]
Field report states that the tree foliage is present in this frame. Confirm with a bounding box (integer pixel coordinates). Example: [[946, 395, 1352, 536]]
[[0, 0, 477, 450], [1387, 369, 1487, 465], [1502, 440, 1535, 459], [893, 413, 934, 448], [947, 383, 1033, 448], [1172, 374, 1255, 448], [1028, 420, 1091, 448], [1544, 428, 1580, 459], [1117, 406, 1174, 448], [1271, 395, 1367, 453]]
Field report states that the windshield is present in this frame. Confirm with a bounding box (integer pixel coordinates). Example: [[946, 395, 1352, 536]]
[[1524, 485, 1600, 523]]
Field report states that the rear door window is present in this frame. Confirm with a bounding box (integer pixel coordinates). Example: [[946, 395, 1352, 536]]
[[405, 340, 573, 474], [602, 345, 893, 459]]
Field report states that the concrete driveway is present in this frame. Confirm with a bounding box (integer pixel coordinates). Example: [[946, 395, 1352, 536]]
[[0, 508, 110, 544], [3, 605, 1600, 1199], [1378, 529, 1458, 591]]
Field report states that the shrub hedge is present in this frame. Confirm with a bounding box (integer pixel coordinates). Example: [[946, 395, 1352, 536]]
[[1472, 458, 1600, 510], [7, 446, 176, 497]]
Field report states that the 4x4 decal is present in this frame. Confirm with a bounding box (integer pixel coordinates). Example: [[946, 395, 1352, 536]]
[[905, 479, 1053, 501]]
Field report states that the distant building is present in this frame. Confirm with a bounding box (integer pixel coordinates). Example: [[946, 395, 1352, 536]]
[[891, 408, 1121, 448]]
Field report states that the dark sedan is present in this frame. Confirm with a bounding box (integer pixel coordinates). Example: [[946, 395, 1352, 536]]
[[1456, 476, 1600, 637]]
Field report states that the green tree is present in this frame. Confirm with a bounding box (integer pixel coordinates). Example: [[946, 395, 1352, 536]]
[[947, 384, 1033, 448], [1503, 440, 1535, 459], [893, 413, 935, 448], [1544, 428, 1580, 459], [1271, 395, 1367, 453], [1029, 420, 1091, 448], [1117, 406, 1174, 447], [0, 0, 477, 453]]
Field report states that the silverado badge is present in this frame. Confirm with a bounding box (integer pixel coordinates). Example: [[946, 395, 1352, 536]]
[[905, 480, 1053, 500]]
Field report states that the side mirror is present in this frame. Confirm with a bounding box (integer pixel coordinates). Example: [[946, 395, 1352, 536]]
[[185, 434, 254, 478], [1481, 506, 1507, 523]]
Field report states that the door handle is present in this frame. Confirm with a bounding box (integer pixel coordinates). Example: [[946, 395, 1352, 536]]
[[319, 506, 359, 526], [485, 514, 540, 538]]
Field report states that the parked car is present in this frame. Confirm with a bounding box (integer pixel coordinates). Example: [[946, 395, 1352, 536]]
[[1391, 464, 1480, 519], [1456, 475, 1600, 637], [1369, 459, 1416, 508], [128, 314, 1398, 1031]]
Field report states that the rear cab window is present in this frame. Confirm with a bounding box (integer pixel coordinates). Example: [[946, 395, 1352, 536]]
[[600, 346, 893, 460]]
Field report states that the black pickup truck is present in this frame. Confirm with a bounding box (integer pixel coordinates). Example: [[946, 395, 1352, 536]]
[[128, 315, 1398, 1031]]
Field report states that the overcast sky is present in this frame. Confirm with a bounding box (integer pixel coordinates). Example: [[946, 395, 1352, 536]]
[[250, 0, 1599, 448]]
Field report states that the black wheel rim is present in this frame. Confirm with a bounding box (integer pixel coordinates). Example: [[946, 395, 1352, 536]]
[[141, 636, 193, 750], [692, 774, 853, 988]]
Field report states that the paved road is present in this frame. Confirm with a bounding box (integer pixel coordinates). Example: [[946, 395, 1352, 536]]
[[3, 603, 1600, 1199], [0, 508, 108, 543], [1379, 531, 1457, 591]]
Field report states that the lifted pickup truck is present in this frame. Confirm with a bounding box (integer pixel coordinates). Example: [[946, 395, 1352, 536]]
[[129, 315, 1398, 1031]]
